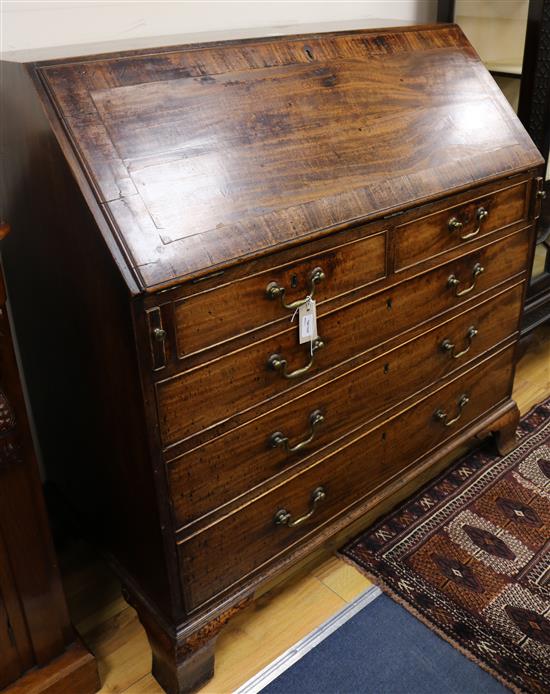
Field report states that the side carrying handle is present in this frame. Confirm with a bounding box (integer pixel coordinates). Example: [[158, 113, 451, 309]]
[[269, 410, 325, 453], [274, 486, 326, 527], [266, 267, 325, 310], [447, 263, 484, 297], [434, 394, 470, 427], [268, 337, 324, 379]]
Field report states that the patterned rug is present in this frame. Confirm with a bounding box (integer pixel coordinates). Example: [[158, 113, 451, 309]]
[[341, 398, 550, 694]]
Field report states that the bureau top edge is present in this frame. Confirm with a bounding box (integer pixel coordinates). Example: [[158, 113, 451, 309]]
[[26, 24, 543, 295]]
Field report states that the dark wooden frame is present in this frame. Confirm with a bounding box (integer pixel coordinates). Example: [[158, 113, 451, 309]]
[[0, 222, 99, 693]]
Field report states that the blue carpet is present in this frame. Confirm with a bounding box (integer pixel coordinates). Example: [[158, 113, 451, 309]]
[[263, 594, 509, 694]]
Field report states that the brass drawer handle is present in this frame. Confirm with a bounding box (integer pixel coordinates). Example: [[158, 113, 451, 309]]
[[434, 394, 470, 427], [274, 486, 326, 527], [440, 326, 478, 359], [268, 337, 324, 379], [448, 207, 488, 241], [266, 267, 325, 310], [447, 262, 484, 297], [448, 217, 463, 233], [269, 409, 324, 453]]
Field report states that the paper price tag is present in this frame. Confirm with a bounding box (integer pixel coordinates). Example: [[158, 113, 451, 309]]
[[298, 298, 318, 344]]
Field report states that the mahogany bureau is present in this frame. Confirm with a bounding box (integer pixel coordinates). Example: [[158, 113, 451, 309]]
[[0, 24, 544, 694]]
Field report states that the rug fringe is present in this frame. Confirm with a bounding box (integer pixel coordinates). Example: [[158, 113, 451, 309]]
[[336, 550, 525, 694]]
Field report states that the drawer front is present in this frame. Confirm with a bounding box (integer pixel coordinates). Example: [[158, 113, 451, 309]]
[[167, 282, 524, 529], [178, 345, 515, 610], [174, 231, 386, 358], [157, 228, 528, 447], [394, 179, 529, 271]]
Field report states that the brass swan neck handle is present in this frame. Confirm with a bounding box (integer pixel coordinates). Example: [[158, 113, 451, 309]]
[[269, 409, 325, 453], [434, 394, 470, 427], [266, 267, 325, 310], [268, 337, 325, 379], [447, 263, 484, 297], [440, 326, 478, 359], [274, 487, 326, 528]]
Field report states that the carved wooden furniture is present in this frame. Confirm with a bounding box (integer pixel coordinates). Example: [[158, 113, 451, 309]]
[[0, 24, 544, 694], [0, 224, 99, 693]]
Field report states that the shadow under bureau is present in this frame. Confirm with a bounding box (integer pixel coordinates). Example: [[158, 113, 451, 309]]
[[0, 23, 544, 694]]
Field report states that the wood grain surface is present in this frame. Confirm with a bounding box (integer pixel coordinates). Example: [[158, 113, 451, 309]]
[[35, 25, 542, 290], [1, 23, 544, 694], [166, 281, 524, 531], [174, 229, 386, 359], [176, 344, 516, 610], [56, 326, 549, 694], [156, 228, 529, 448], [394, 177, 529, 270]]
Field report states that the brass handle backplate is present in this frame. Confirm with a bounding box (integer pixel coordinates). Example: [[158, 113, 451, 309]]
[[434, 394, 470, 427], [266, 267, 325, 310], [448, 206, 488, 241], [153, 327, 167, 342], [268, 337, 324, 379], [440, 326, 478, 359], [448, 217, 463, 233], [447, 262, 484, 297], [269, 409, 325, 453], [274, 486, 326, 527]]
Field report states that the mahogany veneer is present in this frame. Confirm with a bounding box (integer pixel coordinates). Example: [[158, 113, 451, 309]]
[[0, 24, 544, 694]]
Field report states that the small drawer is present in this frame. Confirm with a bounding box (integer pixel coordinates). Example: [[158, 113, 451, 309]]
[[394, 180, 529, 271], [156, 228, 529, 448], [167, 282, 524, 529], [177, 345, 515, 610], [174, 230, 386, 358]]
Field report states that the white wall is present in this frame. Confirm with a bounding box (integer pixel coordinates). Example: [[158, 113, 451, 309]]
[[1, 1, 437, 57]]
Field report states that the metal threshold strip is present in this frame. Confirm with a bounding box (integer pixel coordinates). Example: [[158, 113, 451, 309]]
[[235, 584, 382, 694]]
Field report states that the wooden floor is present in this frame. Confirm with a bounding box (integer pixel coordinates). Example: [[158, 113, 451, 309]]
[[61, 326, 550, 694]]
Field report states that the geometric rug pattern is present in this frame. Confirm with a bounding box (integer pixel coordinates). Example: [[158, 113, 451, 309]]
[[342, 398, 550, 693]]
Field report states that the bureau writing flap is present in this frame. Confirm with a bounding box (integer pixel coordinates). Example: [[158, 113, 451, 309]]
[[34, 24, 543, 291]]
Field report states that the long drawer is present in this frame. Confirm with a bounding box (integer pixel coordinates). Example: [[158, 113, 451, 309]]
[[174, 230, 387, 358], [157, 228, 528, 447], [177, 345, 515, 610], [167, 282, 524, 529]]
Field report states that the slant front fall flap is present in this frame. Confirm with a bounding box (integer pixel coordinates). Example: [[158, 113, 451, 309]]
[[36, 24, 542, 290]]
